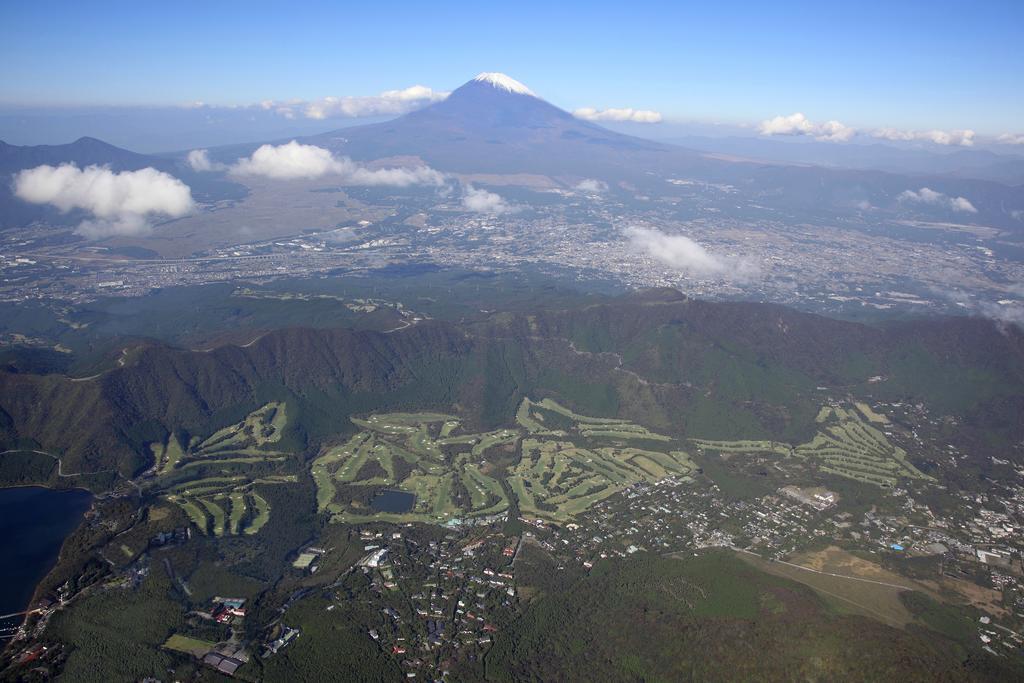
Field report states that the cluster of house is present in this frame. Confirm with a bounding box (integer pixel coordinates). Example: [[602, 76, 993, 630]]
[[329, 526, 524, 676]]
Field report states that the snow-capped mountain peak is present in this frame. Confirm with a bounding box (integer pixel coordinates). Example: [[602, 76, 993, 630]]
[[472, 72, 535, 97]]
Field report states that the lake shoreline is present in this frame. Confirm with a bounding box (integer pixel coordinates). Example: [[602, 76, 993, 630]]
[[0, 486, 93, 653]]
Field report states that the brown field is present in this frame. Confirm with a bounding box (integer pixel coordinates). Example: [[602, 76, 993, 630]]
[[751, 548, 1009, 624], [735, 548, 918, 628], [919, 576, 1009, 618], [789, 546, 914, 585]]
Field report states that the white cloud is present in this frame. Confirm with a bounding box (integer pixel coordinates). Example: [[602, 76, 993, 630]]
[[14, 163, 195, 238], [872, 128, 975, 146], [624, 226, 756, 280], [758, 113, 974, 146], [759, 112, 814, 136], [462, 185, 512, 214], [228, 141, 445, 185], [814, 119, 858, 142], [997, 133, 1024, 145], [757, 112, 855, 142], [898, 187, 977, 213], [185, 85, 447, 121], [950, 196, 978, 213], [934, 286, 1024, 331], [574, 179, 608, 193], [344, 163, 446, 187], [230, 141, 345, 179], [574, 107, 663, 123], [186, 149, 226, 172], [271, 85, 448, 120]]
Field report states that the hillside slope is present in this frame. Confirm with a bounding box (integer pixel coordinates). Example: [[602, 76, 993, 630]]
[[1, 292, 1022, 482]]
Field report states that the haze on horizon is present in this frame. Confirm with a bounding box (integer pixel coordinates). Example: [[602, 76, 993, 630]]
[[1, 0, 1023, 151]]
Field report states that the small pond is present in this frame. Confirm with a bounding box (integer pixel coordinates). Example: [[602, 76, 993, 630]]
[[370, 489, 415, 513]]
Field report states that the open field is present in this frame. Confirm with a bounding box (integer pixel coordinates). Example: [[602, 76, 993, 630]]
[[196, 402, 288, 453], [689, 439, 790, 456], [510, 440, 695, 522], [854, 402, 890, 424], [245, 493, 270, 534], [162, 634, 216, 657], [795, 411, 928, 485], [148, 403, 296, 535], [734, 548, 916, 628], [315, 399, 694, 525], [517, 397, 672, 442], [314, 413, 509, 523], [692, 402, 929, 486]]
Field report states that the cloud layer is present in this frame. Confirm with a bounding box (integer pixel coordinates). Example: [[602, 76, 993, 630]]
[[625, 226, 755, 279], [259, 85, 448, 121], [872, 128, 975, 146], [759, 112, 974, 146], [226, 141, 445, 185], [898, 187, 977, 213], [574, 107, 662, 123], [462, 185, 512, 214], [14, 163, 195, 238]]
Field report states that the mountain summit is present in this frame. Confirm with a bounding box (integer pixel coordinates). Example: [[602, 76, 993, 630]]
[[309, 72, 669, 175], [470, 72, 536, 96]]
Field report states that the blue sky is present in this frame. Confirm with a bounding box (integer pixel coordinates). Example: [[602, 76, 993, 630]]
[[2, 0, 1023, 135]]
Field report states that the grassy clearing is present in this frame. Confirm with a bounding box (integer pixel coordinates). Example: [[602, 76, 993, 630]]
[[581, 427, 671, 442], [229, 491, 246, 534], [690, 439, 790, 456], [471, 429, 519, 456], [164, 473, 292, 536], [535, 398, 629, 425], [735, 549, 915, 628], [173, 498, 209, 533], [196, 402, 289, 454], [198, 498, 226, 536], [152, 403, 296, 535], [854, 402, 890, 424], [162, 634, 215, 657], [244, 493, 270, 534], [512, 441, 694, 522], [692, 402, 930, 487], [153, 435, 186, 475], [317, 400, 693, 525]]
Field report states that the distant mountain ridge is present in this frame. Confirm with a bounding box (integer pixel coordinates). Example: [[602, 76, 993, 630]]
[[0, 136, 246, 229]]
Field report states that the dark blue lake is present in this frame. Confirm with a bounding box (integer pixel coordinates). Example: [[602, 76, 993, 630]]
[[0, 487, 91, 632], [370, 489, 415, 513]]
